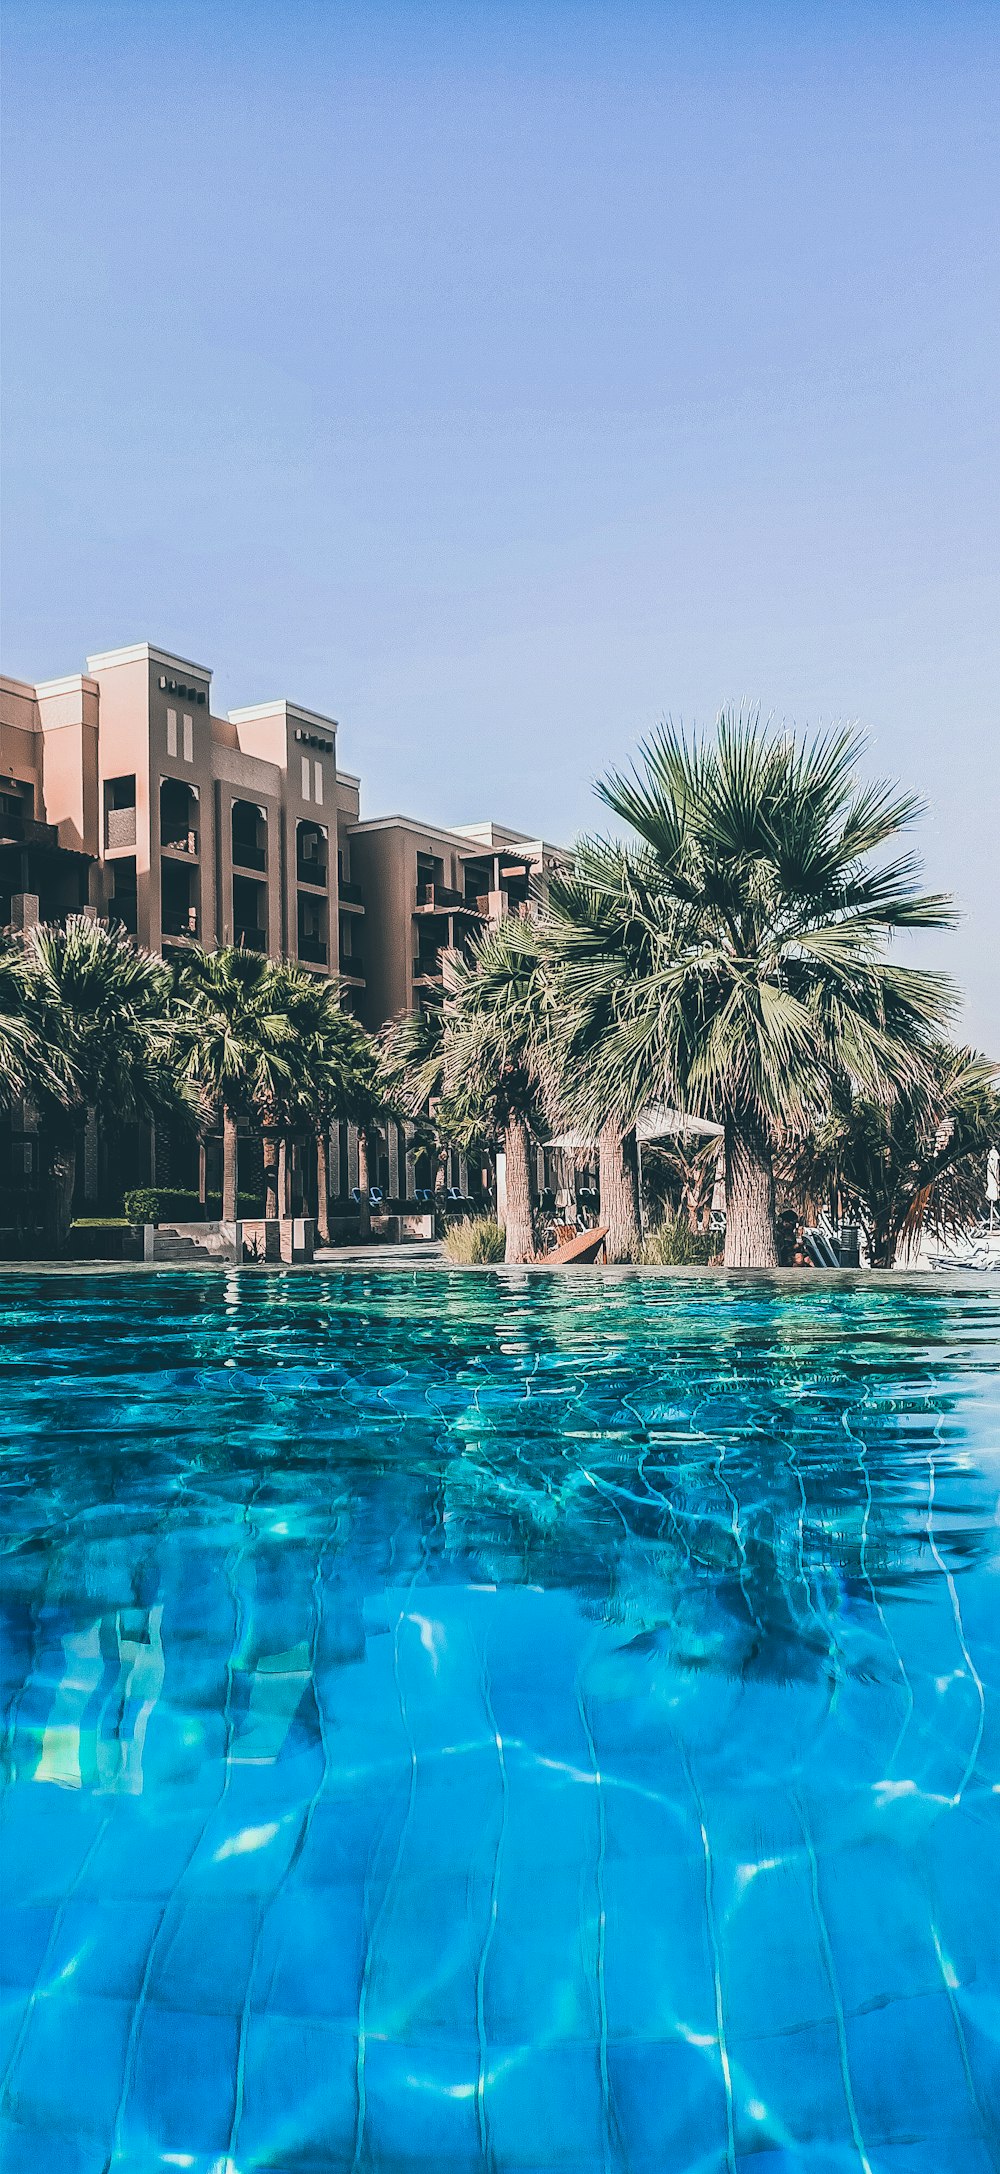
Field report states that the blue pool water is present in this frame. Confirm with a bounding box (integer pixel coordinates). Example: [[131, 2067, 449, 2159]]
[[1, 1269, 998, 2174]]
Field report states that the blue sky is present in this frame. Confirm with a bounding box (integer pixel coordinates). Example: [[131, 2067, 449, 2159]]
[[2, 0, 998, 1045]]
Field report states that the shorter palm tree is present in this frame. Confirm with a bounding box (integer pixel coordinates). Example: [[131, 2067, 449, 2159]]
[[380, 998, 476, 1206], [20, 916, 185, 1248], [0, 933, 63, 1112], [784, 1045, 1000, 1265], [281, 973, 382, 1242], [172, 948, 296, 1221], [436, 917, 548, 1263], [542, 847, 648, 1260]]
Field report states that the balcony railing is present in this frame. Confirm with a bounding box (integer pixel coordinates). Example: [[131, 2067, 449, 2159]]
[[338, 878, 364, 904], [162, 906, 199, 938], [339, 950, 365, 980], [415, 882, 468, 911], [106, 806, 136, 850], [298, 933, 328, 965], [233, 840, 266, 873], [297, 857, 328, 888], [413, 955, 442, 982], [235, 923, 267, 952], [162, 828, 198, 857]]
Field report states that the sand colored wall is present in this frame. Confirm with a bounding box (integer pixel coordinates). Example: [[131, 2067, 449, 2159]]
[[36, 677, 100, 860]]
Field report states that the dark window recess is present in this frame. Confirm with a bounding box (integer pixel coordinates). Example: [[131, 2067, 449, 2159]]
[[0, 782, 34, 839], [109, 856, 138, 935], [105, 774, 136, 850], [296, 818, 327, 887], [161, 859, 197, 938], [297, 891, 327, 965], [233, 874, 267, 950], [232, 800, 267, 872], [160, 776, 198, 854]]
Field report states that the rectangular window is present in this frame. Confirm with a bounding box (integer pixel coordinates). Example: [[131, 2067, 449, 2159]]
[[301, 756, 311, 800], [313, 760, 324, 806], [182, 714, 193, 762], [166, 709, 177, 756]]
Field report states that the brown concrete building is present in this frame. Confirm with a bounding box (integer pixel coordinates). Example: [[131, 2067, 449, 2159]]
[[349, 814, 568, 1031], [0, 643, 363, 995], [1, 637, 569, 1223]]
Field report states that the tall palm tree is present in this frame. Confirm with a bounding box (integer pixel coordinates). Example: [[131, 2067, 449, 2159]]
[[784, 1044, 999, 1266], [437, 916, 548, 1263], [172, 947, 296, 1221], [20, 916, 184, 1248], [564, 712, 956, 1267]]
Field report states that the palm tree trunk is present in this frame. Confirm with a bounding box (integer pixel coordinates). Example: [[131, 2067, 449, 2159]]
[[503, 1115, 535, 1262], [356, 1128, 371, 1240], [724, 1111, 778, 1268], [869, 1211, 894, 1268], [222, 1104, 239, 1222], [262, 1133, 279, 1221], [598, 1123, 642, 1262], [45, 1129, 77, 1253], [315, 1127, 330, 1246]]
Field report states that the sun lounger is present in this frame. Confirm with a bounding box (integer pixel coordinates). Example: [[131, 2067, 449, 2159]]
[[536, 1225, 608, 1266]]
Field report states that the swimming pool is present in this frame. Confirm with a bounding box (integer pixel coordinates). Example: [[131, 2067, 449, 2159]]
[[1, 1268, 997, 2173]]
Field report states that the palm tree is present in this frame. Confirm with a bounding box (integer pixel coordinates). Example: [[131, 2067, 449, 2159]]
[[19, 916, 184, 1249], [564, 712, 956, 1267], [543, 847, 647, 1260], [280, 972, 382, 1243], [437, 916, 548, 1263], [380, 998, 477, 1208], [172, 947, 296, 1221], [0, 933, 63, 1112], [784, 1044, 1000, 1266]]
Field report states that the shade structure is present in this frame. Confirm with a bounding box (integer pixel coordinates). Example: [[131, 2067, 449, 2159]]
[[549, 1105, 724, 1153]]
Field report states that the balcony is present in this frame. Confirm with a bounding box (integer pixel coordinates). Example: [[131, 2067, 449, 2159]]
[[162, 827, 199, 858], [339, 877, 364, 905], [298, 932, 328, 966], [297, 854, 328, 889], [413, 955, 442, 983], [232, 799, 267, 873], [106, 805, 136, 851], [162, 905, 199, 939], [415, 882, 471, 912], [233, 842, 266, 874], [235, 923, 267, 952], [339, 950, 365, 981]]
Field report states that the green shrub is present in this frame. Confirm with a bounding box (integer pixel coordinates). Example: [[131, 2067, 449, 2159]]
[[123, 1187, 160, 1224], [152, 1187, 204, 1220], [122, 1187, 204, 1223], [443, 1215, 506, 1264], [640, 1214, 721, 1266]]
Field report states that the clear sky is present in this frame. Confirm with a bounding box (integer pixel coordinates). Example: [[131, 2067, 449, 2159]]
[[2, 0, 997, 1047]]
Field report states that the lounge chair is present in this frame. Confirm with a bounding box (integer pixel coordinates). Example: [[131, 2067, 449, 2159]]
[[536, 1224, 608, 1266]]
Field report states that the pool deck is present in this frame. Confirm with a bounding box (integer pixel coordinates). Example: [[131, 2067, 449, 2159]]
[[0, 1251, 991, 1285]]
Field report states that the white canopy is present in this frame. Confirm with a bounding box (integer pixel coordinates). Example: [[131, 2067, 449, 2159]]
[[549, 1106, 723, 1152]]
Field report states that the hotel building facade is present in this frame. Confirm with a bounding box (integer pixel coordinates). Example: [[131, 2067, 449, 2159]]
[[0, 640, 568, 1214]]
